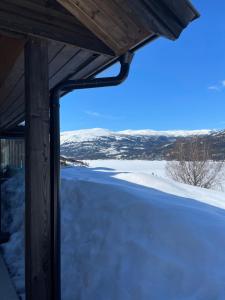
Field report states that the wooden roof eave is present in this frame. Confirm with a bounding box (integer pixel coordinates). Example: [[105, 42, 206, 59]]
[[57, 0, 200, 56], [0, 0, 200, 130]]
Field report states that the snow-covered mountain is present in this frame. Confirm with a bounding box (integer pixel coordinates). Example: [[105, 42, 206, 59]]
[[60, 128, 215, 160], [61, 128, 212, 143]]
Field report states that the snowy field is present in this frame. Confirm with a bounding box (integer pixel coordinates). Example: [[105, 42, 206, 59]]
[[1, 160, 225, 300]]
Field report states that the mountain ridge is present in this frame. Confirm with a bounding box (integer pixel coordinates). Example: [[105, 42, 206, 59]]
[[60, 128, 225, 160], [61, 128, 213, 143]]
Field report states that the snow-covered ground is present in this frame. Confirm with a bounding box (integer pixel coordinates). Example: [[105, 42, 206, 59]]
[[1, 160, 225, 300]]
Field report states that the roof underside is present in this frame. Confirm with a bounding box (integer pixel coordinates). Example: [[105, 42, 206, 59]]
[[0, 0, 199, 130], [57, 0, 199, 55], [0, 35, 114, 129]]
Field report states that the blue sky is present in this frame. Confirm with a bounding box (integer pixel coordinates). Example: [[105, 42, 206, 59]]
[[61, 0, 225, 132]]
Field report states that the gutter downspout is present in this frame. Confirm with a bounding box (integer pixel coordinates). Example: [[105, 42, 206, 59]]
[[50, 51, 134, 300]]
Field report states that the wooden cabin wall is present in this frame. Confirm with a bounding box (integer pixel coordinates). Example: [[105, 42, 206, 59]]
[[0, 139, 25, 170]]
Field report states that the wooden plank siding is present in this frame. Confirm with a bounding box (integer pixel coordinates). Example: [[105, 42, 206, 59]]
[[0, 0, 113, 55], [0, 139, 24, 169], [57, 0, 151, 55], [0, 37, 113, 129]]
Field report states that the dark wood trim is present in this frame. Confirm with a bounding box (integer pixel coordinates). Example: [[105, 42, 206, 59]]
[[0, 127, 24, 139], [25, 37, 53, 300], [46, 0, 57, 7], [0, 0, 114, 55], [0, 35, 25, 84]]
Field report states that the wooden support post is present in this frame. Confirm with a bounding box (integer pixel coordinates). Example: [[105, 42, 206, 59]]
[[25, 37, 53, 300]]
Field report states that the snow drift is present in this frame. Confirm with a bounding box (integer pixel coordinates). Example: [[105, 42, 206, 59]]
[[1, 161, 225, 300]]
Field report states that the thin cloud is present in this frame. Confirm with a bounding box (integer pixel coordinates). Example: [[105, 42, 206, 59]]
[[84, 110, 122, 120], [85, 110, 102, 117], [208, 85, 220, 91], [208, 79, 225, 91]]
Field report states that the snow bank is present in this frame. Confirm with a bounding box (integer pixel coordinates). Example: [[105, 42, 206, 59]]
[[1, 161, 225, 300], [0, 174, 25, 298]]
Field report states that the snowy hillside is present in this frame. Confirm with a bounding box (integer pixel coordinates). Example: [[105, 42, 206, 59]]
[[1, 161, 225, 300], [61, 128, 212, 143], [61, 128, 214, 160]]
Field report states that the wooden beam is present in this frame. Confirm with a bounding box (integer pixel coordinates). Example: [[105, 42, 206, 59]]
[[0, 0, 114, 55], [25, 37, 53, 300]]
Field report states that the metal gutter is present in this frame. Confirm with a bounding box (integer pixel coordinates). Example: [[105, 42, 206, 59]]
[[61, 34, 158, 98], [50, 51, 134, 300]]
